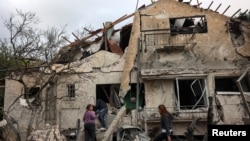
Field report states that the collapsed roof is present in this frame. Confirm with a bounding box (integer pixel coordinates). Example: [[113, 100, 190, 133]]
[[53, 13, 135, 64]]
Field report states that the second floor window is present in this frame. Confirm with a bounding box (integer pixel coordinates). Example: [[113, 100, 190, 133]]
[[67, 84, 75, 98], [170, 15, 208, 34]]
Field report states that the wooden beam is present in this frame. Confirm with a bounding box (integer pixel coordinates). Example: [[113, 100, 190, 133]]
[[207, 1, 213, 10], [215, 3, 222, 12], [102, 106, 126, 141], [242, 9, 249, 15], [61, 36, 72, 44], [84, 28, 100, 37], [196, 0, 199, 7], [222, 5, 231, 15], [231, 8, 241, 18], [60, 12, 135, 51], [102, 86, 112, 105], [71, 32, 80, 41], [103, 23, 108, 51]]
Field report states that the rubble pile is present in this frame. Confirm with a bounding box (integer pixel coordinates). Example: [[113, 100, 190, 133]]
[[27, 124, 66, 141]]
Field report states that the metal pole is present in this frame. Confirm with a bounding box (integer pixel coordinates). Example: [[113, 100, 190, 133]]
[[76, 119, 80, 139], [136, 38, 141, 127]]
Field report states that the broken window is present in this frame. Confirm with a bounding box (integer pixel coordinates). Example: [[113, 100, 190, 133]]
[[170, 16, 208, 34], [20, 86, 40, 106], [96, 83, 145, 109], [175, 78, 208, 111], [67, 84, 75, 98], [215, 76, 250, 94], [124, 83, 145, 110], [96, 84, 121, 108], [24, 87, 40, 99]]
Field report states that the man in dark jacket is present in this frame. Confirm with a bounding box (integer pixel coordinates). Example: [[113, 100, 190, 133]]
[[95, 99, 108, 131]]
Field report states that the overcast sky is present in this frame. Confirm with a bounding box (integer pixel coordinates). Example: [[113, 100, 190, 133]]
[[0, 0, 249, 40]]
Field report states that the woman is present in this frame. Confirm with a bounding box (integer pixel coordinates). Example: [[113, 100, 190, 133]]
[[83, 104, 98, 141], [154, 104, 173, 141]]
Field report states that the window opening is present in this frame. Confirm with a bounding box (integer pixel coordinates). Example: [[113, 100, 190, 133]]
[[96, 83, 145, 110], [215, 76, 250, 93], [96, 84, 113, 104], [67, 84, 75, 98], [175, 78, 207, 111], [124, 83, 145, 111], [20, 86, 40, 106], [24, 87, 40, 99], [170, 16, 208, 34]]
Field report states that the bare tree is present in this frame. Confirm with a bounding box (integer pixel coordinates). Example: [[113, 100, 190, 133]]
[[42, 26, 67, 62], [2, 9, 69, 139]]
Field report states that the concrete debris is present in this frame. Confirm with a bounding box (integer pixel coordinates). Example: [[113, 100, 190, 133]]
[[0, 119, 7, 127], [27, 124, 66, 141]]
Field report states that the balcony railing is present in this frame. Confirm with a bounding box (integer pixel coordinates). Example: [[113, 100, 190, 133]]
[[144, 106, 207, 122], [142, 28, 196, 52]]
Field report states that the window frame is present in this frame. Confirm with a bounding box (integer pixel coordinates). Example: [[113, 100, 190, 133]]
[[67, 84, 75, 98], [169, 15, 208, 34], [215, 75, 250, 95], [175, 77, 208, 112]]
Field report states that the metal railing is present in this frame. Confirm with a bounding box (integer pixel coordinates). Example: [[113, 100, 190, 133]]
[[142, 28, 196, 50], [144, 106, 207, 121]]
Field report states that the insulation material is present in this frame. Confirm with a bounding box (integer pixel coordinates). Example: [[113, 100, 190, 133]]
[[0, 119, 7, 127], [20, 97, 35, 106], [174, 18, 185, 28], [108, 39, 123, 55]]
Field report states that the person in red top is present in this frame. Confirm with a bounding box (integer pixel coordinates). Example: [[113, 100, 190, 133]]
[[83, 104, 98, 141]]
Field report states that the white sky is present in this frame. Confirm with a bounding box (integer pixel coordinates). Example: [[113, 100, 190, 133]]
[[0, 0, 249, 40]]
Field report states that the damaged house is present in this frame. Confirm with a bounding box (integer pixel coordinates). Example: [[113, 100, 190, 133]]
[[3, 0, 250, 140]]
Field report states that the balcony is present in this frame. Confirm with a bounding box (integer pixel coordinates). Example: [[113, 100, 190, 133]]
[[142, 28, 196, 53], [144, 106, 207, 123]]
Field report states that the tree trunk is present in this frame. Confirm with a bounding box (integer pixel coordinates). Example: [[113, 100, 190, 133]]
[[26, 108, 37, 139]]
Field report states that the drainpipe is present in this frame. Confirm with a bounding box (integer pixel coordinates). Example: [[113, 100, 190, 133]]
[[136, 38, 141, 127]]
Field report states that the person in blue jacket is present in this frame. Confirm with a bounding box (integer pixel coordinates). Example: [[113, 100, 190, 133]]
[[95, 99, 108, 131]]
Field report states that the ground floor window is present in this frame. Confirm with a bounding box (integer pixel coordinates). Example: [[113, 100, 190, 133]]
[[96, 83, 145, 109], [67, 84, 75, 98], [20, 86, 40, 106]]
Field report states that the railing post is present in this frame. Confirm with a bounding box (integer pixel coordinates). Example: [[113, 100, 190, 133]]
[[207, 96, 213, 125]]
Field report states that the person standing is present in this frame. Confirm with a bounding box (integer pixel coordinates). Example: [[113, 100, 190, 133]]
[[154, 104, 173, 141], [83, 104, 98, 141], [95, 99, 108, 131]]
